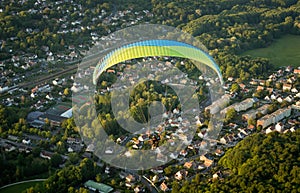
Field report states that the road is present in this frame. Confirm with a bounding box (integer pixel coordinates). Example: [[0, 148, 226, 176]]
[[0, 179, 46, 190], [125, 169, 159, 193]]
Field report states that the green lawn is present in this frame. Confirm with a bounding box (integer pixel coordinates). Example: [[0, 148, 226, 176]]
[[0, 181, 43, 193], [241, 34, 300, 67]]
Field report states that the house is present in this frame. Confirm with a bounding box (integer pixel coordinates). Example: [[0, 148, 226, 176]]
[[138, 134, 148, 142], [266, 126, 275, 134], [220, 136, 229, 144], [284, 96, 293, 103], [179, 149, 188, 157], [52, 78, 63, 85], [265, 96, 271, 101], [285, 66, 293, 72], [200, 155, 214, 167], [134, 186, 144, 193], [227, 77, 234, 81], [267, 88, 273, 94], [239, 83, 246, 90], [40, 151, 53, 160], [256, 86, 264, 91], [126, 174, 136, 183], [4, 144, 16, 152], [68, 147, 74, 153], [198, 130, 208, 139], [277, 97, 283, 103], [292, 101, 300, 110], [199, 141, 208, 150], [175, 170, 188, 180], [215, 149, 224, 156], [294, 68, 300, 74], [116, 136, 127, 144], [22, 139, 31, 145], [250, 80, 258, 85], [160, 182, 169, 192], [237, 132, 246, 139], [105, 166, 110, 174], [213, 171, 223, 180], [290, 127, 296, 132], [291, 88, 298, 93], [183, 161, 193, 169], [275, 122, 284, 133], [173, 108, 180, 114], [46, 94, 54, 100], [283, 84, 292, 92]]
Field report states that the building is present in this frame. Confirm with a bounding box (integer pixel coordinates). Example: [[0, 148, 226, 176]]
[[84, 180, 113, 193], [200, 155, 214, 168], [39, 113, 66, 127], [257, 107, 292, 129], [294, 69, 300, 74], [242, 109, 256, 121], [205, 94, 230, 114], [257, 104, 270, 115], [174, 170, 188, 180], [283, 83, 292, 92], [60, 108, 73, 118], [243, 104, 270, 121], [160, 182, 169, 192], [27, 111, 45, 128], [221, 98, 255, 114]]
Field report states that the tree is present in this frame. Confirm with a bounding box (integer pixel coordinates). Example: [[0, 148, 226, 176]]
[[64, 88, 70, 96], [171, 181, 180, 193], [231, 83, 240, 93], [225, 108, 237, 122], [164, 166, 173, 175], [32, 147, 41, 157], [247, 118, 256, 126], [69, 153, 80, 164], [51, 153, 63, 167]]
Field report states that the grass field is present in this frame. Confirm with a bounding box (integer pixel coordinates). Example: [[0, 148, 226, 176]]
[[0, 181, 43, 193], [241, 34, 300, 68]]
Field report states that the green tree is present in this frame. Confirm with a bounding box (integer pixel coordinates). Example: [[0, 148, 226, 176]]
[[51, 153, 63, 167], [225, 108, 237, 122], [231, 83, 240, 93]]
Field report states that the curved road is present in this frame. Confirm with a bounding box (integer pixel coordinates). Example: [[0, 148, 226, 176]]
[[0, 179, 46, 190]]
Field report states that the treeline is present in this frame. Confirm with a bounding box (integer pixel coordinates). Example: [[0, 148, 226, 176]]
[[0, 149, 50, 186], [23, 158, 100, 193]]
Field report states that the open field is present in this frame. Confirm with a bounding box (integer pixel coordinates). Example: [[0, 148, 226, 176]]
[[241, 34, 300, 68]]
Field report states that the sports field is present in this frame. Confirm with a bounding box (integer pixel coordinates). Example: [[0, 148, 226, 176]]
[[241, 34, 300, 68]]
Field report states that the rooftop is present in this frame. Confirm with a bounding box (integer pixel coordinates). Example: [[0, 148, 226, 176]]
[[84, 180, 113, 193]]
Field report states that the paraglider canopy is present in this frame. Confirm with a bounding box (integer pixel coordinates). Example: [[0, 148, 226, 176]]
[[93, 39, 223, 85]]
